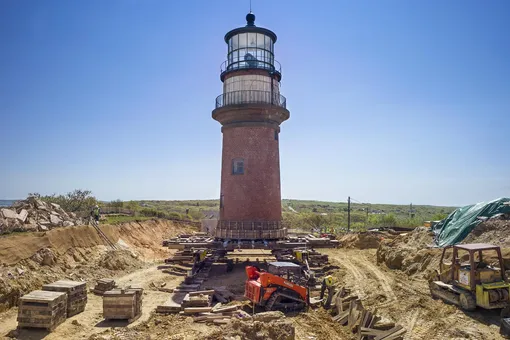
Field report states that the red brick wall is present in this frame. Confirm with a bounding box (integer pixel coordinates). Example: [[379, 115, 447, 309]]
[[220, 126, 281, 222]]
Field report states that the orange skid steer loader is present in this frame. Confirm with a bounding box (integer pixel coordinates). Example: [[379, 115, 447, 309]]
[[244, 261, 311, 312]]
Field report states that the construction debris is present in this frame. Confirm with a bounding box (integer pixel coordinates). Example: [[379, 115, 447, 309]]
[[92, 278, 117, 295], [0, 197, 84, 234], [330, 286, 406, 340], [191, 303, 243, 323], [102, 286, 143, 323], [182, 292, 212, 308], [42, 280, 87, 317], [156, 286, 234, 315], [17, 290, 68, 331]]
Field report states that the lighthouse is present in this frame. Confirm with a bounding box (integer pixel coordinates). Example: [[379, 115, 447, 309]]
[[212, 12, 290, 241]]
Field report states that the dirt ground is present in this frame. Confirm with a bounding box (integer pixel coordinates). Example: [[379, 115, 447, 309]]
[[76, 247, 505, 340], [0, 264, 182, 340], [0, 219, 193, 312], [2, 220, 510, 339], [325, 248, 503, 340]]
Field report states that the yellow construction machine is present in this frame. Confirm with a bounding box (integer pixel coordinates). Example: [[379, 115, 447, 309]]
[[430, 243, 510, 314]]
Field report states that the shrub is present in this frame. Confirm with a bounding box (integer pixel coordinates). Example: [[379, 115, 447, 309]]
[[30, 189, 98, 212], [167, 212, 182, 220]]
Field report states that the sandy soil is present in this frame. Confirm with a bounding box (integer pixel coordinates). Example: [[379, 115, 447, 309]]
[[3, 247, 505, 339], [0, 264, 182, 340], [323, 248, 504, 340], [2, 222, 509, 340]]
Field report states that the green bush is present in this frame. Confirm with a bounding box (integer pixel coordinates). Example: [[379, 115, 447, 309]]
[[139, 208, 167, 219], [167, 212, 182, 220], [368, 213, 398, 227], [109, 199, 123, 208], [432, 213, 449, 221], [30, 189, 98, 212]]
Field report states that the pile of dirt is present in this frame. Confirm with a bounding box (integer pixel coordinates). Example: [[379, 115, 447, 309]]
[[0, 247, 145, 312], [0, 197, 85, 234], [462, 218, 510, 247], [89, 314, 220, 340], [86, 306, 348, 340], [0, 219, 195, 312], [97, 250, 142, 271], [376, 227, 441, 278], [206, 318, 295, 340], [338, 231, 390, 249]]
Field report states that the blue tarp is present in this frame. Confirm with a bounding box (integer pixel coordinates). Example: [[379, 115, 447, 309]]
[[433, 197, 510, 247]]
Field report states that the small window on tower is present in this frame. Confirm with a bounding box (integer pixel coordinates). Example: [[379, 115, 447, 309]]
[[232, 158, 244, 175], [274, 130, 279, 141]]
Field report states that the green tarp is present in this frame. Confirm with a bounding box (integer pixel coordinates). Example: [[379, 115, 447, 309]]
[[433, 197, 510, 247]]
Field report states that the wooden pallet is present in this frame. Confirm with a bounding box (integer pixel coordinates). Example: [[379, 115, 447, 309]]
[[18, 290, 68, 331], [42, 280, 88, 317]]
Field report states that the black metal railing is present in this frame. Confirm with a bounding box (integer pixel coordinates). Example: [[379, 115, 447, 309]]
[[220, 58, 281, 75], [215, 90, 287, 109]]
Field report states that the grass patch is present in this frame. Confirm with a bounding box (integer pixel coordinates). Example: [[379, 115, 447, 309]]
[[105, 215, 153, 225]]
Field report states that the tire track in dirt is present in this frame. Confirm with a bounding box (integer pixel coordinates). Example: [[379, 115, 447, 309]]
[[332, 252, 368, 298], [403, 310, 419, 340], [327, 248, 505, 339], [349, 255, 398, 305]]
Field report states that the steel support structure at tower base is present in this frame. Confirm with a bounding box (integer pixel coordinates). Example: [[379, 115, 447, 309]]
[[214, 220, 286, 240], [163, 234, 339, 251]]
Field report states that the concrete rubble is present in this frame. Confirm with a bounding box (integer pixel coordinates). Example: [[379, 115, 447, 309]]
[[0, 197, 84, 234]]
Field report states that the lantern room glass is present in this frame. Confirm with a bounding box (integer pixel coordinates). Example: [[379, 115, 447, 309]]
[[227, 32, 274, 72]]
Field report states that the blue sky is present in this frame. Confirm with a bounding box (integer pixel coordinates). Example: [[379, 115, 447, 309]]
[[1, 0, 509, 206]]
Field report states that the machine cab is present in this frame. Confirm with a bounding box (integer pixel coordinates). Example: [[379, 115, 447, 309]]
[[267, 262, 302, 278], [440, 243, 505, 290]]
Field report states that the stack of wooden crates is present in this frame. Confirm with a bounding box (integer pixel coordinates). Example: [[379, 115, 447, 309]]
[[17, 290, 68, 331], [42, 280, 87, 317], [103, 286, 143, 322]]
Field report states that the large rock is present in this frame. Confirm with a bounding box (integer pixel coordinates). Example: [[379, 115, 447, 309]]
[[17, 209, 28, 223], [63, 221, 75, 227], [49, 214, 62, 226], [23, 224, 38, 232], [40, 248, 57, 266], [0, 208, 18, 219], [34, 198, 49, 211], [11, 219, 24, 232]]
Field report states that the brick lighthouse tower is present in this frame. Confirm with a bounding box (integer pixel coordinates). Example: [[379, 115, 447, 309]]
[[212, 12, 290, 241]]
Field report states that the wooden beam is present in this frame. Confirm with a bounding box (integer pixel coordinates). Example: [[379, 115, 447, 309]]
[[189, 290, 215, 296], [183, 307, 213, 314]]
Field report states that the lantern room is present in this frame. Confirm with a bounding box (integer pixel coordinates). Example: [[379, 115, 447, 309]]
[[222, 13, 278, 78]]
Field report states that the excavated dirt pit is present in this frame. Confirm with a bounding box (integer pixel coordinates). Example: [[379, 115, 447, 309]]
[[4, 223, 510, 339], [205, 262, 269, 297]]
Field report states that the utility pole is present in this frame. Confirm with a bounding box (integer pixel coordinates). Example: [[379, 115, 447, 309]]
[[366, 204, 369, 228], [347, 196, 351, 232]]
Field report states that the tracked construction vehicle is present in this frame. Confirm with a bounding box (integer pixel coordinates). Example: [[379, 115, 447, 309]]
[[244, 262, 315, 311], [430, 243, 510, 314]]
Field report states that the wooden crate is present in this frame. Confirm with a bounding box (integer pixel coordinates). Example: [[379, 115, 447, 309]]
[[103, 288, 142, 322], [17, 290, 67, 331], [42, 280, 88, 317], [128, 286, 143, 318]]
